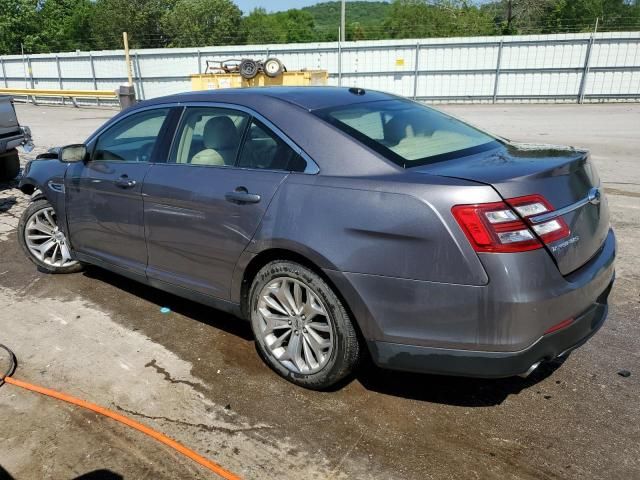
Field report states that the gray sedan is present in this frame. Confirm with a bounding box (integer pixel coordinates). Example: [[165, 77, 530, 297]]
[[18, 87, 615, 389]]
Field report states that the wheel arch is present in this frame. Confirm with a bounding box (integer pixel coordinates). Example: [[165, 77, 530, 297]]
[[238, 248, 332, 316], [236, 247, 369, 343], [19, 180, 38, 196]]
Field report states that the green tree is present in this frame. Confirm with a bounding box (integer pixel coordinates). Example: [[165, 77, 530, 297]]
[[482, 0, 640, 33], [0, 0, 39, 54], [482, 0, 560, 34], [91, 0, 176, 50], [301, 1, 393, 41], [242, 8, 284, 44], [34, 0, 96, 52], [347, 22, 367, 41], [161, 0, 243, 47], [384, 0, 497, 39], [276, 10, 316, 43], [241, 8, 316, 44], [546, 0, 640, 32]]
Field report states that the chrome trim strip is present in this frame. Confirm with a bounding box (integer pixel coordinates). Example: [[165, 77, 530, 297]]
[[529, 187, 601, 224]]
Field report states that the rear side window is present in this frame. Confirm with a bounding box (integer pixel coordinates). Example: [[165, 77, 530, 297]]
[[315, 99, 499, 167], [237, 119, 305, 172], [170, 107, 249, 166]]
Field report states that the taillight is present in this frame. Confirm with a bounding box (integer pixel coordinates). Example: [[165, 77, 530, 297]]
[[506, 195, 570, 244], [452, 194, 570, 253]]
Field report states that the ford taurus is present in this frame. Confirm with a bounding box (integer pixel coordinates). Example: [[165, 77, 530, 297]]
[[18, 87, 615, 389]]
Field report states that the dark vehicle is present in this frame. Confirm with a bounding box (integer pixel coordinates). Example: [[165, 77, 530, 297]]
[[17, 87, 615, 389], [0, 95, 33, 180]]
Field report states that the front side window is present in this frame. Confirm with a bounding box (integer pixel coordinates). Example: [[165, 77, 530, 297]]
[[315, 100, 499, 167], [237, 119, 303, 171], [93, 108, 169, 162], [170, 107, 248, 166]]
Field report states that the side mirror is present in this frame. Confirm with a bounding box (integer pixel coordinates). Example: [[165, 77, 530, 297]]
[[59, 144, 87, 163]]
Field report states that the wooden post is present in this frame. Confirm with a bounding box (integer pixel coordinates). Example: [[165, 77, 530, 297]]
[[123, 32, 133, 86], [493, 40, 504, 104], [337, 28, 342, 86]]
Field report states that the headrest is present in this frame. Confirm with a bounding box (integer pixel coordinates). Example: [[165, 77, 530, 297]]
[[384, 115, 411, 145], [202, 116, 238, 150]]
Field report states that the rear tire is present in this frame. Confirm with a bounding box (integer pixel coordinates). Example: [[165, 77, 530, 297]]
[[18, 199, 83, 274], [248, 260, 361, 390], [0, 149, 20, 181]]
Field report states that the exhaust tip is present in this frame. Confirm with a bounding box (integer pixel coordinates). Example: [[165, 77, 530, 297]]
[[518, 361, 542, 379]]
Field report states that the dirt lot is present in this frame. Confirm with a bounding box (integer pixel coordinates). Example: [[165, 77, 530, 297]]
[[0, 103, 638, 480]]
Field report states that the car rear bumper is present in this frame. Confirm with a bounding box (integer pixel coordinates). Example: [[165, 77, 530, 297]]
[[367, 284, 611, 377], [1, 126, 31, 153], [324, 228, 616, 377]]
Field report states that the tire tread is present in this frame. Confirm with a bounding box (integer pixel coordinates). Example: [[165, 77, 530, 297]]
[[248, 260, 360, 390]]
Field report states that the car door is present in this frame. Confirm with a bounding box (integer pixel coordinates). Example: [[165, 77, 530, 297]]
[[65, 107, 171, 275], [142, 105, 305, 300]]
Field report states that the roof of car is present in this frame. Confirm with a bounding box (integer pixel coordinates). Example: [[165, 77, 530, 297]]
[[139, 86, 396, 112]]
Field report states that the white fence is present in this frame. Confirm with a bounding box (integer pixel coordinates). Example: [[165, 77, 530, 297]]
[[1, 32, 639, 104]]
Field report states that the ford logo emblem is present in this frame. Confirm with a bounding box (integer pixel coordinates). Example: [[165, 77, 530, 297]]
[[588, 187, 601, 205]]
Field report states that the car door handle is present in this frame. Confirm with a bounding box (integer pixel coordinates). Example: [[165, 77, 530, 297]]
[[225, 189, 261, 204], [114, 175, 137, 189]]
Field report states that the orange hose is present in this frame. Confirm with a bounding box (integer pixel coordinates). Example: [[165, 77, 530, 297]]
[[3, 376, 242, 480]]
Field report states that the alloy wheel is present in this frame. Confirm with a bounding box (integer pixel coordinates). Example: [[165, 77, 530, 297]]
[[24, 206, 77, 268], [257, 277, 334, 374]]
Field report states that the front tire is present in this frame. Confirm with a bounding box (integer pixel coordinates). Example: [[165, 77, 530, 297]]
[[18, 199, 83, 274], [248, 260, 361, 390]]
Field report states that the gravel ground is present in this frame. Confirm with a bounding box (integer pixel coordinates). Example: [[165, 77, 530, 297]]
[[0, 102, 638, 480]]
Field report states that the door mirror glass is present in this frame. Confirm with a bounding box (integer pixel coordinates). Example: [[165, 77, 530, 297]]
[[59, 144, 87, 163]]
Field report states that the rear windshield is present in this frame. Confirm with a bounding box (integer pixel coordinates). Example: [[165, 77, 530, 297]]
[[315, 99, 500, 167]]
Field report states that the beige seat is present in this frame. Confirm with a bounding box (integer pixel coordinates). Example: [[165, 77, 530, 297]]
[[191, 116, 239, 166]]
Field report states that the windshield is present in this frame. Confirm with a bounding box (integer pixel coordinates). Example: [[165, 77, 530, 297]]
[[315, 99, 500, 167]]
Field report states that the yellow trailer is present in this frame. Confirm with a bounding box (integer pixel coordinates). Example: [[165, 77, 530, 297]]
[[191, 70, 328, 91]]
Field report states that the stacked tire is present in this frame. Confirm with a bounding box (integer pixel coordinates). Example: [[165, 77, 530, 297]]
[[239, 58, 284, 80]]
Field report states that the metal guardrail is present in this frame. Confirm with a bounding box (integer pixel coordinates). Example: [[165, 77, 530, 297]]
[[0, 87, 117, 107], [0, 87, 117, 98]]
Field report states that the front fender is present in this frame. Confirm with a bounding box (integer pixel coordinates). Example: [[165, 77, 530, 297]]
[[19, 156, 69, 233]]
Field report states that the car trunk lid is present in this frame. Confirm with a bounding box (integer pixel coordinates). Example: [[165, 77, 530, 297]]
[[414, 142, 610, 275]]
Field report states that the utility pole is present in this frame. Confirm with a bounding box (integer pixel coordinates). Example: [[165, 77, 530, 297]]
[[340, 0, 346, 42]]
